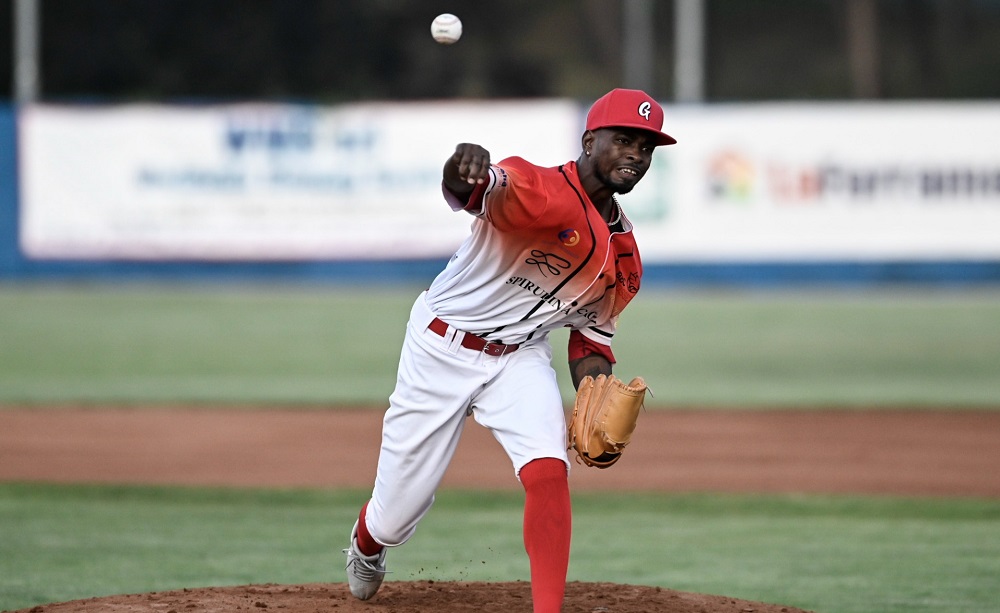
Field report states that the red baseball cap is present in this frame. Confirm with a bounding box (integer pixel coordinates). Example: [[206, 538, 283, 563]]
[[585, 88, 677, 146]]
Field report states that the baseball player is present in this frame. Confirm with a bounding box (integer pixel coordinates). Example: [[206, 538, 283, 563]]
[[344, 88, 676, 613]]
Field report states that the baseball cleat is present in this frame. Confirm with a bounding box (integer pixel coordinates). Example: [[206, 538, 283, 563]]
[[343, 521, 388, 600]]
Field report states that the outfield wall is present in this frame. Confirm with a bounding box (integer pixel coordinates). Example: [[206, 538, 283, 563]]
[[0, 107, 17, 276], [2, 101, 999, 286]]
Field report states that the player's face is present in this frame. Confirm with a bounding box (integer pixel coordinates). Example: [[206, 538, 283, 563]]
[[590, 129, 656, 194]]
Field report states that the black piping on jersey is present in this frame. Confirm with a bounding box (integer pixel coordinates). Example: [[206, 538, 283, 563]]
[[576, 290, 614, 340], [616, 251, 636, 264], [475, 164, 601, 342], [587, 325, 614, 340]]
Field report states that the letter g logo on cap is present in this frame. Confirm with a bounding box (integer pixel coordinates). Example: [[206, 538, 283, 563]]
[[637, 101, 652, 121]]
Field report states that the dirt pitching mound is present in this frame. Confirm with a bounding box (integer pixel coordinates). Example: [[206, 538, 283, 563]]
[[11, 581, 813, 613]]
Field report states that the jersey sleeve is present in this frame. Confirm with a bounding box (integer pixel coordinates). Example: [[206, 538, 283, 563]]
[[567, 325, 616, 364], [441, 157, 549, 230], [482, 158, 549, 231], [441, 171, 493, 215]]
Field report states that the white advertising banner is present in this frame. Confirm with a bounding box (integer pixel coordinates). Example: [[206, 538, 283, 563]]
[[622, 102, 1000, 261], [19, 101, 1000, 262], [19, 102, 578, 260]]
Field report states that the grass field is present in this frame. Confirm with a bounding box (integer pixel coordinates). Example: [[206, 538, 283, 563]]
[[1, 283, 999, 613], [1, 284, 999, 407]]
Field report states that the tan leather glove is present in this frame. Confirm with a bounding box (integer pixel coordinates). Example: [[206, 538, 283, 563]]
[[567, 374, 647, 468]]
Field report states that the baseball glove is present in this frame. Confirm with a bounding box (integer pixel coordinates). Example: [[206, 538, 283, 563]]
[[567, 374, 648, 469]]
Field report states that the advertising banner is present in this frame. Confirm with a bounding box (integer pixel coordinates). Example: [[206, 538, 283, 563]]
[[19, 102, 578, 260], [19, 101, 1000, 263], [624, 103, 1000, 261]]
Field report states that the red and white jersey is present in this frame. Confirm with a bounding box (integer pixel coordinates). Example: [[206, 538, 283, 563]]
[[425, 156, 643, 362]]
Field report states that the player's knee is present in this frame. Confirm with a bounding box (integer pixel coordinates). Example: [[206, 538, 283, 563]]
[[519, 457, 569, 490]]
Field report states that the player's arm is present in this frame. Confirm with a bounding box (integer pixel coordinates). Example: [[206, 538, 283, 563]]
[[568, 323, 616, 389], [569, 354, 612, 390], [443, 143, 491, 197]]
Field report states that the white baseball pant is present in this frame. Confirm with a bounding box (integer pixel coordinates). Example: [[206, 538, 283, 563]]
[[364, 292, 570, 547]]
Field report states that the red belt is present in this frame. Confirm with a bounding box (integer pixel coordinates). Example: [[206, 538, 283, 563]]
[[428, 317, 520, 357]]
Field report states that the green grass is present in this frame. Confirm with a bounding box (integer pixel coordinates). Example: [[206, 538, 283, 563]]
[[612, 289, 1000, 407], [0, 285, 417, 405], [1, 284, 999, 407], [1, 483, 998, 613]]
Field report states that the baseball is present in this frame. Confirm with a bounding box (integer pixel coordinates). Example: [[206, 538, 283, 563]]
[[431, 13, 462, 44]]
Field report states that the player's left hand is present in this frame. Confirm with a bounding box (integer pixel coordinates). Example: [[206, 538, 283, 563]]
[[567, 374, 647, 468]]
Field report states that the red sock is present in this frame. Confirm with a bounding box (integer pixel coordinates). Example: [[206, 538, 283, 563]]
[[355, 501, 383, 556], [520, 458, 571, 613]]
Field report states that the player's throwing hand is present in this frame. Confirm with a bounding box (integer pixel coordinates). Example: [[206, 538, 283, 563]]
[[445, 143, 491, 189]]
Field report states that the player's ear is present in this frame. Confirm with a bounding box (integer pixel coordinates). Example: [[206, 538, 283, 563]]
[[581, 131, 596, 157]]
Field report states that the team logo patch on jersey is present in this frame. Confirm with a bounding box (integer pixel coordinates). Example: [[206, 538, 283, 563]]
[[558, 228, 580, 247], [525, 250, 571, 277]]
